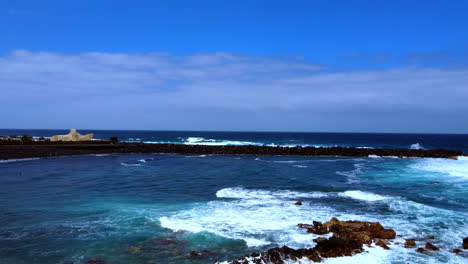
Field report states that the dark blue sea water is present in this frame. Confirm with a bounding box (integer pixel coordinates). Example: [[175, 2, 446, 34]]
[[0, 130, 467, 264]]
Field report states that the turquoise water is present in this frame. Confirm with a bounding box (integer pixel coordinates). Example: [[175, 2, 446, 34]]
[[0, 131, 467, 263], [1, 153, 467, 264]]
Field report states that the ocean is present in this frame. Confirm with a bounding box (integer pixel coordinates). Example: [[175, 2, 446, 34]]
[[0, 130, 467, 264]]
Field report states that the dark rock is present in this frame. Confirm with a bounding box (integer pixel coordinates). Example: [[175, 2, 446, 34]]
[[426, 236, 435, 240], [0, 141, 464, 160], [224, 246, 322, 264], [295, 201, 303, 206], [464, 237, 468, 249], [416, 247, 427, 254], [86, 258, 106, 264], [425, 242, 439, 251], [314, 236, 362, 257], [404, 239, 416, 248], [189, 251, 200, 257], [453, 248, 462, 254]]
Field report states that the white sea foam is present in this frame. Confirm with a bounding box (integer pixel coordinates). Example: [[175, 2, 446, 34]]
[[159, 186, 468, 263], [160, 187, 349, 247], [339, 190, 389, 201], [410, 157, 468, 179], [368, 154, 381, 158], [0, 157, 40, 163], [184, 137, 260, 146], [216, 187, 329, 200], [410, 143, 424, 149], [323, 245, 391, 264], [292, 165, 308, 168], [120, 162, 142, 167], [336, 163, 365, 184]]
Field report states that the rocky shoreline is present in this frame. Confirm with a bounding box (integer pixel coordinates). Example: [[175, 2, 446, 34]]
[[217, 217, 467, 264], [0, 140, 465, 160], [83, 217, 467, 264]]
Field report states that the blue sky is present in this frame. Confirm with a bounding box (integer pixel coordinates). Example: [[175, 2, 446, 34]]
[[1, 0, 468, 133]]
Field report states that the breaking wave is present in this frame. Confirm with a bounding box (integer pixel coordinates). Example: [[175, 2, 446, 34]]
[[339, 190, 389, 201], [410, 156, 468, 179], [410, 143, 424, 150]]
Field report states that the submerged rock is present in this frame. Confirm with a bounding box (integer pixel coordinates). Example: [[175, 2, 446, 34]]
[[416, 247, 427, 254], [295, 201, 303, 206], [453, 248, 462, 254], [425, 242, 439, 251], [86, 258, 106, 264]]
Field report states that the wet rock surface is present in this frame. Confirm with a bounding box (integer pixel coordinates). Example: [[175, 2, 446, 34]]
[[425, 242, 440, 251], [404, 239, 416, 248]]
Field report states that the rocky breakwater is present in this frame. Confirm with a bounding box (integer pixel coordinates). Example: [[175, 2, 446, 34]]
[[0, 141, 465, 160]]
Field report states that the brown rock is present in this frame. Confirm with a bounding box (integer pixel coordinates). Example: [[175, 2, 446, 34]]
[[375, 239, 390, 250], [313, 237, 328, 243], [416, 247, 427, 254], [404, 239, 416, 248], [295, 201, 303, 205], [464, 237, 468, 249], [426, 236, 435, 240], [394, 242, 400, 245], [453, 248, 462, 254], [425, 242, 439, 251]]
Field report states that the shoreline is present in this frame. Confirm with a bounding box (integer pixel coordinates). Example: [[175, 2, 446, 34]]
[[0, 141, 465, 160]]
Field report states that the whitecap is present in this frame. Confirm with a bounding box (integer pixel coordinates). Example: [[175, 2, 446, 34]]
[[292, 165, 308, 168], [216, 187, 328, 200], [120, 162, 142, 167], [159, 187, 343, 247], [410, 157, 468, 179], [339, 190, 389, 202], [410, 143, 424, 150]]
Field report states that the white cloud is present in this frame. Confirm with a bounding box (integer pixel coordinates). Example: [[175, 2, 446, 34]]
[[0, 50, 467, 132]]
